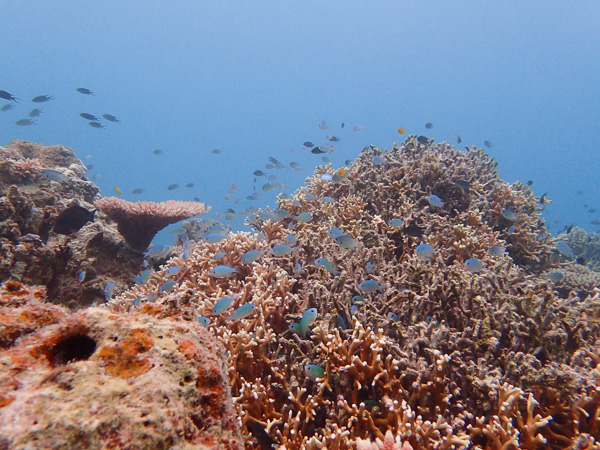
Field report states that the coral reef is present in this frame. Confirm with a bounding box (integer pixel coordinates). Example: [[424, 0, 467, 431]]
[[105, 137, 600, 448], [0, 280, 242, 449], [95, 197, 210, 252], [3, 136, 600, 448], [0, 140, 144, 308]]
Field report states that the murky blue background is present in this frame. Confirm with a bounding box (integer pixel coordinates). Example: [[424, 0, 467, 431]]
[[2, 1, 599, 245]]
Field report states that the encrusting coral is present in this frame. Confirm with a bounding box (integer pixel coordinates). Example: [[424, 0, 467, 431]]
[[103, 137, 600, 448], [95, 197, 210, 252]]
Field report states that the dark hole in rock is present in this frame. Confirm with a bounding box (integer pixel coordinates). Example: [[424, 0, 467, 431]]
[[51, 333, 97, 366]]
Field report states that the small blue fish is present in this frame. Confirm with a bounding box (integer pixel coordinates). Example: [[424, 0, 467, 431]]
[[350, 305, 360, 315], [166, 266, 182, 276], [104, 282, 116, 299], [288, 322, 301, 335], [387, 312, 400, 322], [359, 280, 384, 293], [210, 265, 239, 278], [285, 234, 299, 246], [288, 263, 299, 277], [320, 173, 333, 181], [315, 257, 339, 275], [305, 364, 325, 381], [132, 297, 143, 306], [227, 303, 256, 321], [501, 209, 518, 222], [322, 196, 335, 203], [428, 195, 444, 207], [556, 241, 574, 259], [351, 295, 365, 302], [213, 252, 226, 261], [296, 212, 313, 223], [212, 295, 237, 315], [415, 244, 435, 260], [464, 258, 484, 273], [41, 169, 67, 183], [159, 280, 176, 293], [365, 262, 373, 273], [327, 228, 344, 239], [271, 244, 296, 256], [304, 193, 317, 201], [204, 233, 227, 243], [136, 269, 152, 284], [389, 218, 405, 229], [337, 315, 346, 330], [545, 272, 564, 282], [507, 225, 516, 235], [273, 210, 291, 220], [197, 316, 210, 327], [372, 155, 386, 165], [78, 270, 86, 283], [241, 249, 264, 264], [488, 245, 506, 257], [300, 307, 318, 337], [334, 234, 359, 250]]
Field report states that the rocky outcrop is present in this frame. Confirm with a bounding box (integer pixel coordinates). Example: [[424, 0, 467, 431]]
[[0, 281, 242, 449]]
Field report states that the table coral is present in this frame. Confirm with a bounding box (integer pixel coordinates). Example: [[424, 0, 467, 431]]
[[95, 197, 210, 252]]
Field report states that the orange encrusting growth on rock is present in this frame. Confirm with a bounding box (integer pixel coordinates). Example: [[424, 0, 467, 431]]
[[97, 328, 154, 378]]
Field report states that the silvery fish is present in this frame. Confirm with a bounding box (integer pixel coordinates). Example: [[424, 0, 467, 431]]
[[210, 265, 239, 278], [315, 258, 339, 275], [300, 307, 318, 337], [241, 249, 264, 264], [226, 303, 256, 321], [415, 244, 435, 260], [212, 295, 237, 315], [464, 258, 484, 273], [334, 234, 359, 250], [359, 280, 384, 293]]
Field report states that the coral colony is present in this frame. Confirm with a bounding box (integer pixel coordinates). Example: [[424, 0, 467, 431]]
[[1, 137, 600, 448]]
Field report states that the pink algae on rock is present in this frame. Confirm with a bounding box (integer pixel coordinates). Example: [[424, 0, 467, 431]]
[[0, 284, 243, 449]]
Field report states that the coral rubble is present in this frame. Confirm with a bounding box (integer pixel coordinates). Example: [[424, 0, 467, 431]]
[[108, 137, 600, 448], [0, 281, 242, 449]]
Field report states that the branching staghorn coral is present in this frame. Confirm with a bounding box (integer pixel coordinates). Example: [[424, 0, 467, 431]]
[[108, 138, 600, 448]]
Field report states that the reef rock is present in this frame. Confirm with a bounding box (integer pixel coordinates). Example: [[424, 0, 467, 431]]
[[0, 140, 144, 308], [0, 281, 242, 449]]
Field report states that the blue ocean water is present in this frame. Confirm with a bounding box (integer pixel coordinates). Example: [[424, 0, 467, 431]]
[[2, 2, 599, 246]]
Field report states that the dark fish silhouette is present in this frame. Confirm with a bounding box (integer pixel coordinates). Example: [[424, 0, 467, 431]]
[[454, 180, 471, 191], [402, 224, 425, 238], [102, 114, 120, 123], [32, 95, 54, 103], [311, 147, 327, 154], [425, 122, 433, 129], [416, 136, 431, 144], [54, 205, 95, 234], [251, 421, 277, 449], [80, 113, 99, 121], [0, 90, 18, 102], [76, 87, 94, 95]]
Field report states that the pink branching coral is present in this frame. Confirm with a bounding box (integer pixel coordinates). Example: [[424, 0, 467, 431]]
[[95, 197, 210, 251]]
